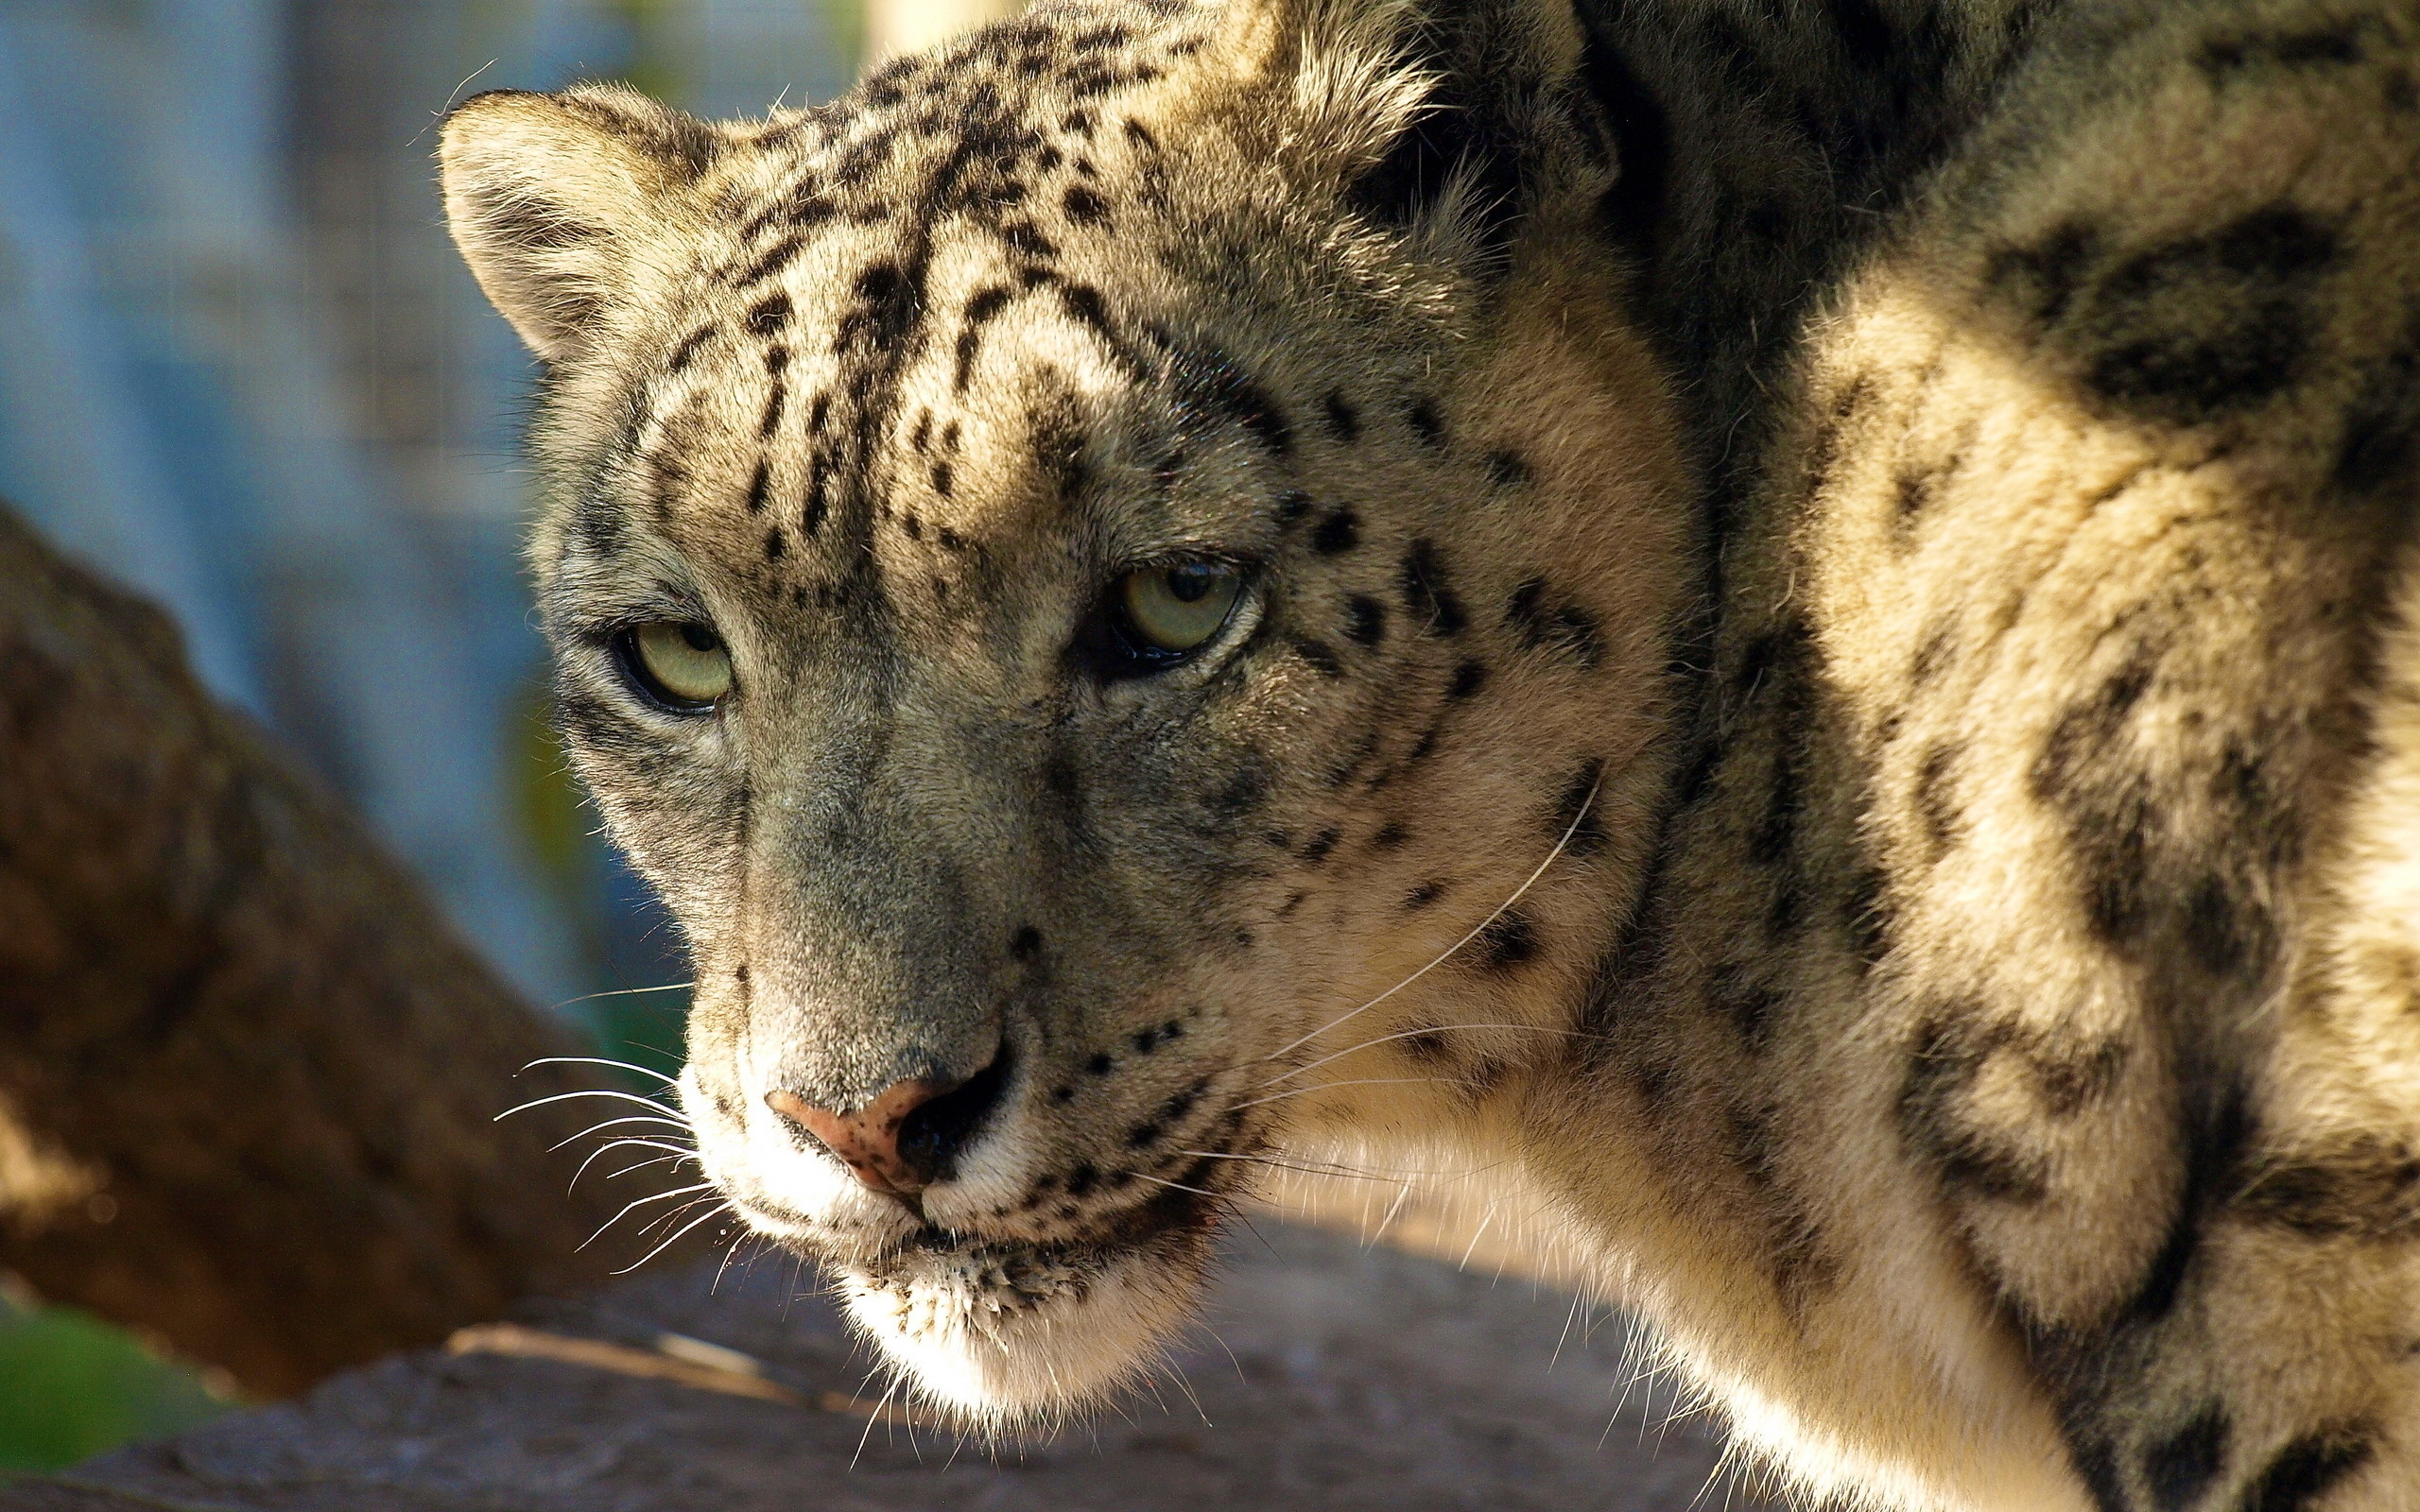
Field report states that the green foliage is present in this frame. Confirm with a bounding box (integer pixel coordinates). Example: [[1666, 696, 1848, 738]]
[[0, 1293, 228, 1471]]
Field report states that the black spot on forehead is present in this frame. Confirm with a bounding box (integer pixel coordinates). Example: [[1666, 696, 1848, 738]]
[[954, 286, 1015, 390], [804, 454, 832, 536], [1001, 220, 1058, 259], [666, 323, 717, 372], [963, 284, 1013, 328], [735, 232, 805, 288], [747, 292, 792, 335], [785, 191, 838, 232], [835, 263, 919, 353]]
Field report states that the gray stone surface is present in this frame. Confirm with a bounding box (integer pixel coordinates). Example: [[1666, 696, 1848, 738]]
[[7, 1220, 1775, 1511]]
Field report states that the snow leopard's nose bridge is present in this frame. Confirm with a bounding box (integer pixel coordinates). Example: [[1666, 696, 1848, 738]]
[[764, 1042, 1013, 1201], [730, 783, 1011, 1119]]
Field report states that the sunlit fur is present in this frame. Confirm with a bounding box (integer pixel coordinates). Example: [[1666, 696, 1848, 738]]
[[445, 0, 1685, 1435], [447, 0, 2420, 1504]]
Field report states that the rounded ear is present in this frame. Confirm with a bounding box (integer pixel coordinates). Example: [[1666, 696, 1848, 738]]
[[439, 84, 724, 360], [1208, 0, 1605, 271], [1340, 0, 1594, 266]]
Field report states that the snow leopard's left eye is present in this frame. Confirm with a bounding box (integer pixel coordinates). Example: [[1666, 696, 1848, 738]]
[[1076, 560, 1249, 681], [1076, 560, 1249, 680], [615, 621, 732, 713], [1118, 563, 1244, 655]]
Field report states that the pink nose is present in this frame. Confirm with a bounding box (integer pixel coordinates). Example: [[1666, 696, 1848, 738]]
[[767, 1079, 956, 1195]]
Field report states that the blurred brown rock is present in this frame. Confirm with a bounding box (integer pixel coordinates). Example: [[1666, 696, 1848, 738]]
[[0, 503, 675, 1398]]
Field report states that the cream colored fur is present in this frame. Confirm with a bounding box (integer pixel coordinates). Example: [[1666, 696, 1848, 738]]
[[441, 0, 2420, 1505]]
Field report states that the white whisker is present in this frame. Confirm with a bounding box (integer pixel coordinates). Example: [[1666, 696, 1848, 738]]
[[632, 1194, 723, 1238], [1123, 1172, 1223, 1200], [1261, 1022, 1599, 1090], [496, 1088, 678, 1122], [569, 1136, 695, 1189], [1222, 1076, 1459, 1113], [851, 1375, 907, 1469], [611, 1200, 732, 1275], [601, 1150, 703, 1183], [523, 1056, 680, 1086], [1176, 1150, 1396, 1183], [1258, 774, 1601, 1068], [548, 1113, 694, 1153], [545, 981, 695, 1012], [577, 1182, 717, 1251]]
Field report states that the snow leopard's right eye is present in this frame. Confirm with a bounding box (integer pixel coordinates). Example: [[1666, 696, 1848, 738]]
[[615, 622, 732, 713]]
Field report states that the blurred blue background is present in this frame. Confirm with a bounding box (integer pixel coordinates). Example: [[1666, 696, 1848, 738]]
[[0, 0, 1013, 1472]]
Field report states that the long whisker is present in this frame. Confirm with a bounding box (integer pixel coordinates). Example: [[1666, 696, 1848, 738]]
[[1177, 1150, 1399, 1183], [851, 1374, 906, 1469], [1123, 1172, 1224, 1200], [546, 981, 695, 1012], [632, 1194, 723, 1238], [549, 1113, 693, 1153], [495, 1088, 677, 1122], [1261, 1022, 1599, 1090], [600, 1149, 704, 1183], [1222, 1076, 1458, 1113], [612, 1200, 732, 1276], [577, 1182, 717, 1250], [569, 1136, 696, 1188], [1258, 774, 1602, 1068], [710, 1227, 752, 1295], [523, 1056, 680, 1087]]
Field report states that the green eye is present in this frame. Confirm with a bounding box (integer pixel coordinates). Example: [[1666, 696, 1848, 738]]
[[621, 621, 732, 711], [1117, 562, 1244, 657]]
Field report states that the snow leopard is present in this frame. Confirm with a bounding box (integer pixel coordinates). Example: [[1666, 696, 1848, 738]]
[[441, 0, 2420, 1505]]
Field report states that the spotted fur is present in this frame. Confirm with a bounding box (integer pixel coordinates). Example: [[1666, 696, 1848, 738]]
[[443, 0, 2420, 1505]]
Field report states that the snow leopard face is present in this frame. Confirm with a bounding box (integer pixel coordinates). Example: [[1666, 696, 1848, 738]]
[[444, 0, 1684, 1420]]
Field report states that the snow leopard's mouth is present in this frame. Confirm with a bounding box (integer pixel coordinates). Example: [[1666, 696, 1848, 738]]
[[742, 1177, 1234, 1420]]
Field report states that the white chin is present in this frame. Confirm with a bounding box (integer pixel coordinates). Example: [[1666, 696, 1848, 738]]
[[837, 1228, 1213, 1423]]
